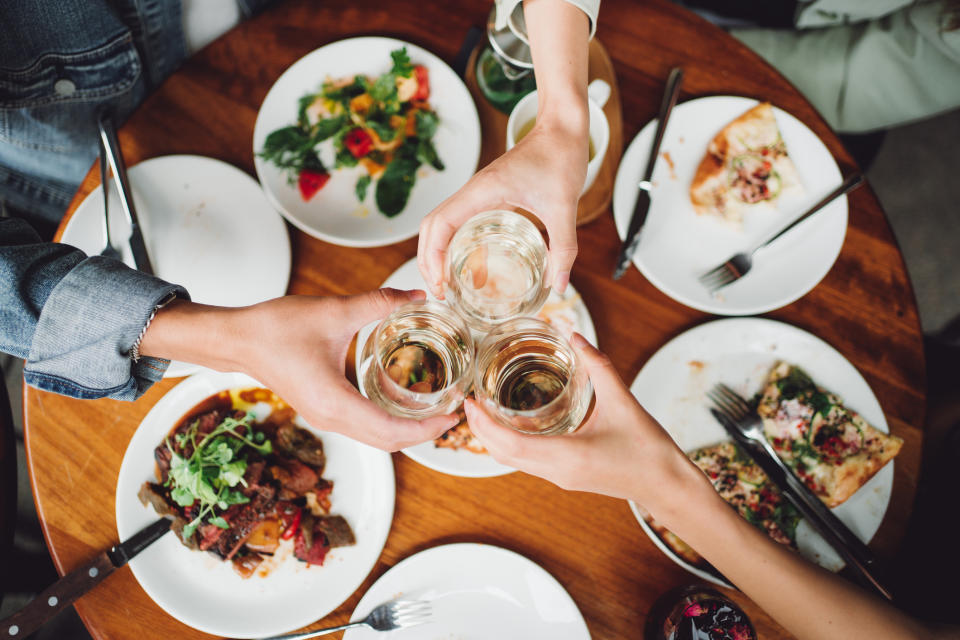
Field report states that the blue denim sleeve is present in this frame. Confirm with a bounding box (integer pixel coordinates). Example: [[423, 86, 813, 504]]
[[1, 218, 190, 400]]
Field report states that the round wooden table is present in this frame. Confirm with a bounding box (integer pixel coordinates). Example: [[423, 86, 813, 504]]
[[25, 0, 926, 638]]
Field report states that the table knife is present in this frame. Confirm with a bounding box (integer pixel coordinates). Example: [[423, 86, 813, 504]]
[[98, 113, 155, 275], [613, 67, 684, 280], [709, 409, 893, 601], [1, 517, 171, 638]]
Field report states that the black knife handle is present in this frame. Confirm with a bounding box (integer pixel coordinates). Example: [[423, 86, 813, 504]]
[[1, 553, 115, 638], [126, 223, 155, 276]]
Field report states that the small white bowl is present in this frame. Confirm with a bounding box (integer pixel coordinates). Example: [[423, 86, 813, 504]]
[[506, 79, 611, 194]]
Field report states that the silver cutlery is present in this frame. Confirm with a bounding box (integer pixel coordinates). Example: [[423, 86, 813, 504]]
[[698, 172, 865, 293], [613, 67, 684, 280], [97, 129, 122, 261], [1, 517, 171, 638], [97, 113, 154, 274], [707, 383, 892, 600], [259, 600, 432, 639]]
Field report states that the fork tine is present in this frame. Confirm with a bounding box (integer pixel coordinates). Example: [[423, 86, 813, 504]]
[[707, 387, 743, 421], [698, 265, 733, 287], [715, 383, 752, 415], [699, 265, 737, 292]]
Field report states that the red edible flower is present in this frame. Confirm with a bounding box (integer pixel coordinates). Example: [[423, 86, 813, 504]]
[[413, 65, 430, 101], [298, 169, 330, 201], [344, 127, 373, 158]]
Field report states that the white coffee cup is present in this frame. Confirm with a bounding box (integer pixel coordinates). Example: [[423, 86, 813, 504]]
[[506, 78, 611, 195]]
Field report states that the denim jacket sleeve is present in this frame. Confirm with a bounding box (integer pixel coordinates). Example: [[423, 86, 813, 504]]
[[1, 218, 189, 400]]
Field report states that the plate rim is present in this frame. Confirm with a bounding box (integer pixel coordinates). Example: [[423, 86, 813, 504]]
[[251, 35, 481, 248], [613, 94, 848, 316], [60, 154, 292, 378], [115, 370, 396, 637], [625, 316, 893, 582], [343, 542, 591, 639]]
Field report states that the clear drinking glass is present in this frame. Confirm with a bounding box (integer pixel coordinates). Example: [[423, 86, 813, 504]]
[[359, 301, 474, 419], [474, 317, 592, 435], [444, 210, 550, 333]]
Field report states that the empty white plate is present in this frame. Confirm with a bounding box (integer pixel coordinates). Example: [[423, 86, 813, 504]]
[[344, 543, 590, 640], [613, 96, 847, 315], [61, 155, 291, 377]]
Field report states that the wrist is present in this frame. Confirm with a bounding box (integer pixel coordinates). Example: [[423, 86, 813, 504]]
[[535, 93, 589, 141], [139, 299, 251, 373], [638, 456, 724, 533]]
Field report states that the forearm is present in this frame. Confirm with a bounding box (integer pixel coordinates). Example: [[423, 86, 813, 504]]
[[138, 299, 251, 374], [523, 0, 590, 135], [651, 482, 930, 640]]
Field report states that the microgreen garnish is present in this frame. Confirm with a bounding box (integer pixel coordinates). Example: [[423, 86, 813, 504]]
[[165, 413, 272, 541]]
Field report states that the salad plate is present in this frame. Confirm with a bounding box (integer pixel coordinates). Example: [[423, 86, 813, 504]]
[[115, 371, 395, 638], [253, 37, 481, 247]]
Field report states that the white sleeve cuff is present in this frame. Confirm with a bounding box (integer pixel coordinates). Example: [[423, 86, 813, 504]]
[[495, 0, 600, 41]]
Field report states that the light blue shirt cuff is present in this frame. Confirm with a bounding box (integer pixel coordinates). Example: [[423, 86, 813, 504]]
[[25, 256, 189, 400]]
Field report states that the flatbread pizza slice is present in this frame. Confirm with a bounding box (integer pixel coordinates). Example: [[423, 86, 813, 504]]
[[757, 362, 903, 508], [690, 102, 803, 224], [643, 441, 800, 571]]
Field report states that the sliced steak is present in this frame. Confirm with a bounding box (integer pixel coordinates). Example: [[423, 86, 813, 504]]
[[270, 458, 319, 499], [316, 515, 355, 548], [276, 423, 326, 470]]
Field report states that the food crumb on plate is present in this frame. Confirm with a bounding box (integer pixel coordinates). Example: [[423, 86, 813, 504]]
[[352, 205, 370, 218], [688, 360, 705, 371], [662, 151, 677, 180]]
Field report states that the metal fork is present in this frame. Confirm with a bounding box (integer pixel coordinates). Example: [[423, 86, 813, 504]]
[[258, 600, 432, 639], [706, 383, 892, 600], [698, 173, 864, 293]]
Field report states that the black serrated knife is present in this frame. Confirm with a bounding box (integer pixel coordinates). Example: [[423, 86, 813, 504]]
[[613, 67, 684, 280], [1, 517, 171, 638]]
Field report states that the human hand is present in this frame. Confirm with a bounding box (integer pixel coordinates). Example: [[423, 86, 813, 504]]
[[463, 333, 711, 515], [239, 289, 461, 451], [143, 289, 459, 451], [417, 115, 588, 298]]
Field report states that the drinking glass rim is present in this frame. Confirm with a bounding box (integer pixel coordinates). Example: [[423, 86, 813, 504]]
[[371, 300, 475, 401], [446, 210, 549, 306], [474, 317, 587, 417]]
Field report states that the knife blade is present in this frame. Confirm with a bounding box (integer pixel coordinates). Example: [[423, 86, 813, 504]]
[[98, 113, 155, 275], [709, 409, 893, 601], [613, 67, 684, 280], [1, 517, 171, 638]]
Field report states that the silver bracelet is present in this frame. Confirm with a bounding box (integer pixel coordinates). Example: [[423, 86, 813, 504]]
[[130, 291, 179, 363]]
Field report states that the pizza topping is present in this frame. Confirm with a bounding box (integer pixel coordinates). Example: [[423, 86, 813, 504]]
[[810, 416, 863, 460], [729, 154, 782, 204]]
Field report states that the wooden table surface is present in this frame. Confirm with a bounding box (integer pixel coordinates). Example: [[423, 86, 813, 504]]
[[25, 0, 926, 638]]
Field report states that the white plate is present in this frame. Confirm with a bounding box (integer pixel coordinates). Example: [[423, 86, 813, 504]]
[[61, 155, 291, 378], [626, 318, 893, 586], [343, 543, 590, 640], [354, 258, 598, 478], [253, 37, 481, 247], [613, 96, 847, 315], [115, 371, 395, 638]]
